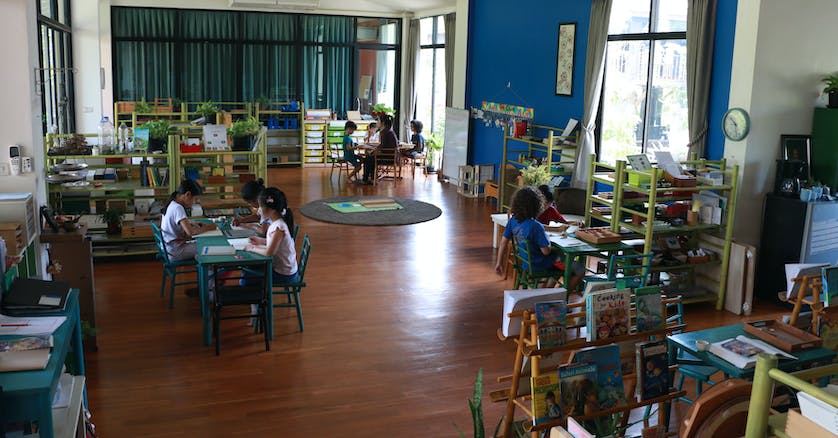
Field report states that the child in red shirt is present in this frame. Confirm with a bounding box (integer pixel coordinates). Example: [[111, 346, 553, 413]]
[[536, 185, 582, 226]]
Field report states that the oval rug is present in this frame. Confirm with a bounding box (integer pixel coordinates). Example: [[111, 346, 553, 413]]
[[299, 196, 442, 226]]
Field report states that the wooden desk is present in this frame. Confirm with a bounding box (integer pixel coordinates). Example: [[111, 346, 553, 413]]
[[194, 234, 273, 346], [0, 290, 86, 438], [667, 323, 836, 379]]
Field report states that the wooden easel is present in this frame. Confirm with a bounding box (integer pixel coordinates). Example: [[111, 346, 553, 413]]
[[490, 295, 685, 438], [779, 274, 825, 333]]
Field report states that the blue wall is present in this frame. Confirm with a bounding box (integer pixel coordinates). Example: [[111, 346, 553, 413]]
[[468, 0, 592, 168], [466, 0, 739, 165]]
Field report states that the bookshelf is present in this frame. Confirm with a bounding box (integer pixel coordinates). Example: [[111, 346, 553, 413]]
[[254, 101, 306, 167]]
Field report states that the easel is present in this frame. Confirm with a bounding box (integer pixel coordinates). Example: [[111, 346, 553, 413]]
[[490, 295, 686, 438], [779, 274, 825, 333]]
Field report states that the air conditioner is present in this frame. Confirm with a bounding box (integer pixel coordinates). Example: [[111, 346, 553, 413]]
[[228, 0, 321, 10]]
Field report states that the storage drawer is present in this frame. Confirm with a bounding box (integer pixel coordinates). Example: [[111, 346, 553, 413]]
[[305, 145, 323, 150], [305, 157, 323, 163], [327, 137, 343, 144], [305, 150, 323, 157], [305, 131, 323, 138], [305, 124, 324, 131], [305, 138, 324, 144]]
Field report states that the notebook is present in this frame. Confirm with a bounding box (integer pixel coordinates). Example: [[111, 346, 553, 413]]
[[3, 278, 70, 313], [201, 246, 236, 256], [223, 228, 255, 239]]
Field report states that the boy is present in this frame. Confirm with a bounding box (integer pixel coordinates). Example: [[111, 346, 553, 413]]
[[402, 119, 425, 158], [342, 121, 362, 181]]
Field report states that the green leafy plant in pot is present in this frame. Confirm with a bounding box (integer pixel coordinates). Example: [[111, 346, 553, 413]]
[[370, 103, 395, 119], [519, 162, 552, 187], [823, 72, 838, 108], [143, 120, 172, 152], [195, 101, 219, 124], [134, 98, 153, 113], [99, 207, 125, 235], [228, 116, 261, 151], [425, 131, 444, 173]]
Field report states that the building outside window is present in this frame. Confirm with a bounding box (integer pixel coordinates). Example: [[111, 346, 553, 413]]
[[415, 15, 446, 133], [599, 0, 688, 164]]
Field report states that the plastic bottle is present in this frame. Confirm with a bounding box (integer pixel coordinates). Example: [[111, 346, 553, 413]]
[[98, 116, 115, 154], [118, 122, 129, 153]]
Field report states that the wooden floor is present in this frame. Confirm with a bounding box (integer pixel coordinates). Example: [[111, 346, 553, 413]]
[[86, 168, 786, 437]]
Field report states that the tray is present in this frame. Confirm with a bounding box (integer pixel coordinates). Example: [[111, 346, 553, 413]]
[[743, 319, 822, 352], [574, 227, 622, 244]]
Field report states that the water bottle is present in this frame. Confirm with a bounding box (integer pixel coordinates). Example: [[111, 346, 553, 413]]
[[118, 122, 129, 153], [98, 116, 115, 154]]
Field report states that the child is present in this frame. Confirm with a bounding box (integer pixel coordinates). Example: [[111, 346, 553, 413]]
[[342, 121, 362, 181], [536, 185, 583, 227], [161, 179, 215, 260], [244, 187, 299, 284], [365, 121, 379, 145], [402, 119, 425, 158], [232, 179, 269, 234]]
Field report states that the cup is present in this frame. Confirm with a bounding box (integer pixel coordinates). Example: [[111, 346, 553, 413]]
[[812, 186, 823, 201], [800, 188, 812, 202], [696, 340, 709, 351], [687, 211, 699, 226]]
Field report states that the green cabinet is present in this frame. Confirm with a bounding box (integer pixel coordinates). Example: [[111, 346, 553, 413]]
[[811, 108, 838, 189]]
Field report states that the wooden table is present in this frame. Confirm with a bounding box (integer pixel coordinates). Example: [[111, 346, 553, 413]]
[[667, 323, 836, 379]]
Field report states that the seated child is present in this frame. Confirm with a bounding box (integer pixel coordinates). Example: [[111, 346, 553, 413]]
[[402, 120, 425, 158], [365, 121, 379, 145], [342, 121, 362, 181], [244, 187, 299, 285], [161, 179, 216, 261], [536, 185, 584, 227], [233, 178, 270, 235]]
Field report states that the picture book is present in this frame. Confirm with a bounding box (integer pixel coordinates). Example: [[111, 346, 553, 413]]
[[819, 306, 838, 351], [634, 285, 664, 332], [708, 335, 795, 369], [0, 335, 52, 353], [582, 280, 615, 297], [585, 289, 631, 341], [822, 266, 838, 307], [531, 373, 562, 427], [569, 344, 626, 410], [636, 340, 669, 400], [558, 362, 598, 418], [566, 417, 595, 438], [535, 300, 567, 349], [133, 128, 149, 151], [784, 263, 828, 299]]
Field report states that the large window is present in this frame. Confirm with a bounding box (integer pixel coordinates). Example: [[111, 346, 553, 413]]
[[415, 16, 446, 133], [111, 8, 400, 117], [38, 0, 75, 134], [599, 0, 688, 164]]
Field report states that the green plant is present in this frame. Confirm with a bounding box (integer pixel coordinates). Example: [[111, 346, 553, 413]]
[[98, 207, 124, 232], [426, 131, 444, 167], [254, 96, 270, 107], [520, 163, 552, 187], [370, 103, 395, 116], [456, 369, 484, 438], [134, 98, 153, 113], [143, 120, 172, 140], [228, 116, 261, 138], [823, 72, 838, 94], [196, 101, 220, 119]]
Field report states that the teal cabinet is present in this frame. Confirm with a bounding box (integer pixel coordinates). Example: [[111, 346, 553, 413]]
[[811, 108, 838, 189]]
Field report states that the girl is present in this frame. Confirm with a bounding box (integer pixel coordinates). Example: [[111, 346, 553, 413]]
[[244, 187, 299, 284], [161, 179, 215, 260], [232, 178, 270, 234], [365, 121, 379, 145]]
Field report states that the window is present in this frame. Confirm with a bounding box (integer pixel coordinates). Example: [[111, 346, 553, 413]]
[[416, 16, 446, 133], [355, 18, 400, 113], [599, 0, 688, 164], [37, 0, 75, 135]]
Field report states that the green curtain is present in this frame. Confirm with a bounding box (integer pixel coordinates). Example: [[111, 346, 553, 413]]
[[301, 15, 353, 43], [112, 8, 176, 100], [241, 13, 297, 101], [179, 11, 240, 101], [300, 16, 353, 114]]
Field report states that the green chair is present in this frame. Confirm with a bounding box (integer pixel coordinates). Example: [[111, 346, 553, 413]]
[[151, 222, 198, 309], [666, 300, 723, 403], [291, 223, 300, 241], [211, 260, 272, 356], [272, 234, 311, 332], [513, 236, 562, 289], [584, 252, 653, 290]]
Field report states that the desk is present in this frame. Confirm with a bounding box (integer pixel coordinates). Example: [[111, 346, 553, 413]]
[[667, 323, 836, 379], [194, 235, 273, 346], [0, 290, 85, 438], [549, 235, 633, 288], [490, 213, 585, 248]]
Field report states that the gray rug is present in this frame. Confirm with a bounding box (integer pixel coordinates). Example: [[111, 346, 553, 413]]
[[300, 196, 442, 226]]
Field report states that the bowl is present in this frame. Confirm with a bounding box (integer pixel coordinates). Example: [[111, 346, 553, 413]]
[[695, 340, 710, 351]]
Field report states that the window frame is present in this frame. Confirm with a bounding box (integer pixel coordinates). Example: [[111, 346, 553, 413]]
[[418, 16, 446, 133], [37, 0, 75, 135], [596, 0, 687, 159]]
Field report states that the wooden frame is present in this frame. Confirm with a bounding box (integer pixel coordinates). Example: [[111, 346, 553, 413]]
[[555, 22, 577, 96], [780, 134, 812, 164]]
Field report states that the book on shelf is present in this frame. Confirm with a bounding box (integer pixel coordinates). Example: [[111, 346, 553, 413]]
[[565, 417, 595, 438], [133, 128, 149, 151], [502, 288, 567, 338], [0, 337, 52, 372], [635, 339, 669, 400], [548, 426, 574, 438], [634, 285, 664, 332], [821, 266, 838, 306], [708, 335, 795, 369], [531, 373, 563, 427], [818, 306, 838, 351], [534, 300, 567, 349], [582, 280, 615, 297], [585, 288, 631, 341], [558, 362, 598, 418], [569, 344, 626, 410]]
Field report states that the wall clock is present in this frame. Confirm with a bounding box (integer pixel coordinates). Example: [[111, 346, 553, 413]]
[[722, 107, 750, 141]]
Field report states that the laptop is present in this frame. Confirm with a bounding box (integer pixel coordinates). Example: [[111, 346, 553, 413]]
[[223, 228, 256, 239]]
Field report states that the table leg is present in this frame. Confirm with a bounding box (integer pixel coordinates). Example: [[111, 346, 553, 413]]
[[199, 264, 211, 346], [37, 392, 55, 438], [267, 262, 274, 340], [493, 222, 499, 248], [564, 253, 573, 290]]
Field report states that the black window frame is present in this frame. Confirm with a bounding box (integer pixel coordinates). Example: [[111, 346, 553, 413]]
[[418, 16, 446, 132], [37, 0, 75, 135]]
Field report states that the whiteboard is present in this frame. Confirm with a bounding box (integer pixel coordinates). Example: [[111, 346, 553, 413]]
[[441, 107, 469, 181]]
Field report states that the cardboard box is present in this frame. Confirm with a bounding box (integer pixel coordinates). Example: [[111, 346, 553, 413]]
[[785, 408, 835, 438]]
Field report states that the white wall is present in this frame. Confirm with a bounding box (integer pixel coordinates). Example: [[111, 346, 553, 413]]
[[72, 0, 103, 132], [725, 0, 838, 246]]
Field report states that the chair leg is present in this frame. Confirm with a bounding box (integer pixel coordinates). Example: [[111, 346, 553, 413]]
[[160, 268, 168, 298], [294, 291, 304, 332], [262, 303, 270, 352], [214, 305, 221, 356], [169, 270, 177, 309]]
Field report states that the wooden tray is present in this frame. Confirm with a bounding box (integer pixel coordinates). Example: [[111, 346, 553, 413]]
[[743, 319, 822, 352], [575, 227, 622, 244]]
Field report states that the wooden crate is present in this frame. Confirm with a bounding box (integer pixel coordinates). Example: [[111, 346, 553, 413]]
[[575, 227, 622, 244], [121, 223, 154, 239]]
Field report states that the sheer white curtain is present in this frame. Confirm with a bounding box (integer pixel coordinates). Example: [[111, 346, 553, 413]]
[[686, 0, 717, 158], [571, 0, 614, 188]]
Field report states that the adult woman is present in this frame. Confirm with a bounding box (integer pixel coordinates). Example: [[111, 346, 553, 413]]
[[361, 114, 398, 184]]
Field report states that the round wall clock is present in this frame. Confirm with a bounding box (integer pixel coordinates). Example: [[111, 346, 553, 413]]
[[722, 107, 750, 141]]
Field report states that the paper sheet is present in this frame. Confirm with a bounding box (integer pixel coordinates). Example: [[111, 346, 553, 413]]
[[195, 229, 223, 237], [735, 335, 796, 360], [0, 314, 67, 336], [227, 238, 249, 250], [548, 235, 587, 247]]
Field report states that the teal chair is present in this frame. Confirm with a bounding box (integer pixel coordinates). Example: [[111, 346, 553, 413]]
[[584, 252, 653, 290], [513, 237, 562, 289], [291, 223, 300, 241], [211, 260, 272, 356], [150, 222, 198, 309], [272, 234, 311, 332]]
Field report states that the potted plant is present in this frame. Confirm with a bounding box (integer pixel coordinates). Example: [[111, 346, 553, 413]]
[[519, 162, 552, 187], [228, 116, 262, 151], [195, 101, 220, 124], [99, 207, 124, 235], [143, 120, 172, 152], [370, 103, 395, 119], [823, 72, 838, 108], [425, 131, 443, 174], [134, 98, 153, 113]]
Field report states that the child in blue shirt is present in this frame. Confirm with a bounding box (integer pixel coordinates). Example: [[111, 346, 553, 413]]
[[402, 120, 425, 158], [342, 120, 362, 181]]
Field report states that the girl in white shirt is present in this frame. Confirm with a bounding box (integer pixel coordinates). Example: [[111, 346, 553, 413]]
[[244, 187, 298, 284], [160, 179, 215, 260]]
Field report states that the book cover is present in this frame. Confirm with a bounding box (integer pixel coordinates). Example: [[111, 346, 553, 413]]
[[566, 417, 595, 438], [133, 128, 149, 151], [531, 373, 562, 427], [569, 344, 626, 410], [636, 340, 669, 400], [585, 289, 631, 341], [0, 335, 52, 353], [535, 300, 567, 349], [708, 336, 768, 369], [822, 266, 838, 307], [635, 285, 664, 332], [558, 362, 599, 418], [819, 306, 838, 351]]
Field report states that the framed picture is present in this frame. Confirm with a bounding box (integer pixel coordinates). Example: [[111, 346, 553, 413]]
[[780, 134, 812, 162], [555, 22, 576, 96]]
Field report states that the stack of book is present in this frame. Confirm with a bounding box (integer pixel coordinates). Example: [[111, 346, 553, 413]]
[[0, 334, 53, 371]]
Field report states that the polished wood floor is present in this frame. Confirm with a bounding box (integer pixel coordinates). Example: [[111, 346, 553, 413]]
[[86, 168, 786, 437]]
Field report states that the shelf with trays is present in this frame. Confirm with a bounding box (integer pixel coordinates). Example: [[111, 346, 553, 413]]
[[254, 101, 306, 167], [303, 108, 332, 167], [498, 123, 579, 211]]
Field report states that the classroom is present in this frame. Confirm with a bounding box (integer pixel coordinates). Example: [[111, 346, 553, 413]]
[[0, 0, 837, 437]]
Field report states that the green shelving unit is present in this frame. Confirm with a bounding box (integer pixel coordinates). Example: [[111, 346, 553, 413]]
[[254, 101, 306, 167]]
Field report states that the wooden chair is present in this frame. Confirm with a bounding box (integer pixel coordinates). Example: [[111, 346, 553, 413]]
[[211, 260, 272, 356], [373, 143, 401, 184], [272, 234, 311, 332], [513, 237, 563, 289], [780, 273, 826, 333], [150, 221, 198, 309], [402, 152, 427, 178], [326, 141, 351, 181]]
